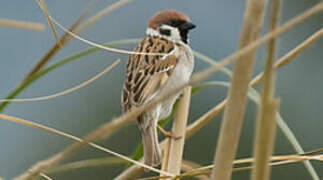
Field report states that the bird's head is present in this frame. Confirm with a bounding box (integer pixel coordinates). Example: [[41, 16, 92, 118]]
[[147, 10, 196, 44]]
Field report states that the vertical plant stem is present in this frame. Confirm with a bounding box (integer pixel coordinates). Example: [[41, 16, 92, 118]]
[[166, 87, 192, 177], [115, 7, 323, 177], [251, 0, 280, 179], [211, 0, 268, 179], [252, 102, 279, 180], [161, 139, 171, 177]]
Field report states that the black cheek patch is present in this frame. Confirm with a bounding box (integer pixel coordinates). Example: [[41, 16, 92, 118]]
[[159, 28, 171, 36]]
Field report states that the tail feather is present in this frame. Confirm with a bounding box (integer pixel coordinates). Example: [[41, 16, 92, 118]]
[[141, 126, 161, 168]]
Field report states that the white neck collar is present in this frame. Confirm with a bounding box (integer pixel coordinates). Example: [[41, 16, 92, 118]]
[[146, 28, 187, 46]]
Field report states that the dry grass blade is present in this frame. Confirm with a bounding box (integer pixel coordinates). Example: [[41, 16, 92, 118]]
[[48, 157, 126, 174], [76, 0, 132, 32], [182, 160, 209, 180], [199, 151, 323, 174], [186, 27, 323, 139], [39, 173, 52, 180], [36, 0, 165, 56], [115, 164, 145, 180], [23, 1, 90, 82], [302, 148, 323, 156], [24, 0, 130, 81], [11, 83, 182, 180], [189, 2, 323, 92], [251, 27, 323, 85], [138, 151, 323, 180], [0, 113, 171, 178], [251, 1, 281, 179], [161, 139, 171, 175], [186, 155, 323, 179], [211, 0, 268, 179], [0, 60, 120, 102], [115, 3, 323, 178], [13, 88, 185, 179], [166, 87, 191, 177], [0, 0, 131, 112], [0, 18, 45, 31], [49, 17, 166, 56], [39, 0, 61, 46], [12, 3, 323, 179], [187, 20, 323, 180]]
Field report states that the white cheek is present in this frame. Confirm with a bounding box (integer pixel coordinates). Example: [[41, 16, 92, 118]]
[[160, 24, 181, 41], [170, 28, 181, 41]]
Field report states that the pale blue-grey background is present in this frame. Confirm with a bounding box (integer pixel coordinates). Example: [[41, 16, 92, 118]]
[[0, 0, 322, 179]]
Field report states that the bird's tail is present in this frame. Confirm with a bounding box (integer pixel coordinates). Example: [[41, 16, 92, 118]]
[[141, 126, 162, 168]]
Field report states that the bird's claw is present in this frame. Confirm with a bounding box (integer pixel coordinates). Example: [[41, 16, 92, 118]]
[[157, 125, 181, 140]]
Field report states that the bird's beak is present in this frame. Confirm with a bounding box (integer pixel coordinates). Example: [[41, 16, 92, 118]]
[[180, 22, 196, 31]]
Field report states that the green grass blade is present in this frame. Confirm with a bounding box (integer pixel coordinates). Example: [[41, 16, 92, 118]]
[[195, 52, 318, 179], [0, 39, 139, 112], [1, 38, 316, 178]]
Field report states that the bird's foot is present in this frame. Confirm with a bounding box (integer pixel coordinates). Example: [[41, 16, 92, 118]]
[[157, 125, 181, 140]]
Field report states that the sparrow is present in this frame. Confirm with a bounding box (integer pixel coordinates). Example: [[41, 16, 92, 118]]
[[121, 10, 196, 167]]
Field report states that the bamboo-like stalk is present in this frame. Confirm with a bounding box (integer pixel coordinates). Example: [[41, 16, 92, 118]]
[[0, 112, 166, 175], [161, 139, 171, 176], [115, 4, 323, 178], [0, 2, 322, 180], [0, 18, 45, 31], [11, 4, 323, 179], [4, 102, 319, 180], [166, 87, 192, 177], [211, 0, 268, 179], [186, 30, 323, 180], [251, 1, 281, 179], [252, 101, 279, 180], [141, 151, 323, 180], [11, 90, 177, 179], [186, 27, 323, 138], [42, 147, 322, 179]]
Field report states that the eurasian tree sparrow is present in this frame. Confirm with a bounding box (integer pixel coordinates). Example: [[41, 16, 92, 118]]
[[121, 10, 196, 167]]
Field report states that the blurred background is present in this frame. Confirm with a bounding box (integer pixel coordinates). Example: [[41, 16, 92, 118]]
[[0, 0, 322, 179]]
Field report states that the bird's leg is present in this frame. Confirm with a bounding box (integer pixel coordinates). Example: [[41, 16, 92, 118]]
[[157, 125, 181, 140]]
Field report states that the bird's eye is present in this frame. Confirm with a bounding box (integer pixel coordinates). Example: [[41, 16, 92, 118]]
[[159, 28, 171, 36]]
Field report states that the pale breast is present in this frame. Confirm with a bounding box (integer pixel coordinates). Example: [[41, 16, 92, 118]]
[[158, 44, 194, 120]]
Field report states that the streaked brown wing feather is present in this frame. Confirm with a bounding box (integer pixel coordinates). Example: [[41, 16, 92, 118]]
[[121, 36, 177, 113]]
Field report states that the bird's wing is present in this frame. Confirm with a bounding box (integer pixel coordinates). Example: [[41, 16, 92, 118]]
[[121, 36, 177, 112], [132, 54, 178, 104]]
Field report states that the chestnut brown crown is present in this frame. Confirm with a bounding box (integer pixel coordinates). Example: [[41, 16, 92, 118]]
[[148, 10, 190, 30]]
